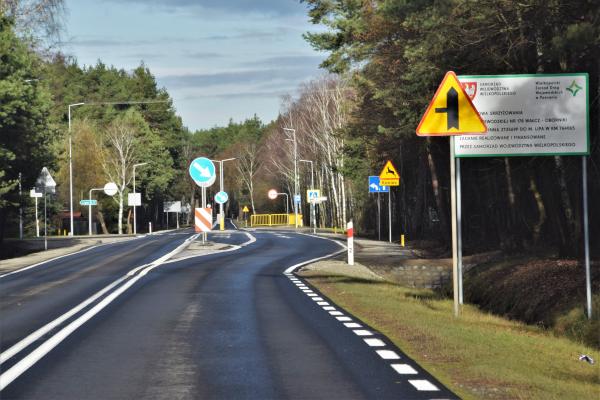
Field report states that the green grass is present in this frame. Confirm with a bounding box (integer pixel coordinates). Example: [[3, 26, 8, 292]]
[[302, 272, 600, 400]]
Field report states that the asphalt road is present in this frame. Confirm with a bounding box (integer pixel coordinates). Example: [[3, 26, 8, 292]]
[[0, 223, 457, 399]]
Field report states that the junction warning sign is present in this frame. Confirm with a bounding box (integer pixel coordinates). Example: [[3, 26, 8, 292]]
[[417, 71, 487, 136]]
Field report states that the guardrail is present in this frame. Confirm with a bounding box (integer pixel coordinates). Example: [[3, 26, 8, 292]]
[[250, 214, 303, 227]]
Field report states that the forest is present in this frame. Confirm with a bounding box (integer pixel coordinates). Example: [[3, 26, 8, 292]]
[[1, 0, 598, 260]]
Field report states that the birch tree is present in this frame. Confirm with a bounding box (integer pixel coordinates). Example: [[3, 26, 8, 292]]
[[276, 75, 354, 228], [235, 143, 262, 213], [98, 109, 173, 234]]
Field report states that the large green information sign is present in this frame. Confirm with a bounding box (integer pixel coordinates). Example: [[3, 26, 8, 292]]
[[454, 73, 589, 157]]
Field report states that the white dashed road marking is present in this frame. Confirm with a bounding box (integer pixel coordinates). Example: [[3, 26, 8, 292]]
[[364, 338, 385, 347], [409, 380, 440, 391], [282, 233, 451, 398], [377, 350, 400, 360], [391, 364, 418, 374]]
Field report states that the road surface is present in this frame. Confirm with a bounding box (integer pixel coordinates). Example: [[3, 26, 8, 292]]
[[0, 224, 457, 399]]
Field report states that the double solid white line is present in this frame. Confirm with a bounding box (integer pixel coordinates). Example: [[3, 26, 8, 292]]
[[0, 234, 199, 391]]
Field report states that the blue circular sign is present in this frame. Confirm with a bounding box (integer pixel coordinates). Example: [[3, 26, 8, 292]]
[[215, 191, 229, 204], [189, 157, 216, 187]]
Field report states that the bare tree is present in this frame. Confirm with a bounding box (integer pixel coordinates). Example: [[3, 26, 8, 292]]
[[98, 118, 137, 234], [236, 143, 262, 213], [276, 75, 354, 228], [0, 0, 65, 47]]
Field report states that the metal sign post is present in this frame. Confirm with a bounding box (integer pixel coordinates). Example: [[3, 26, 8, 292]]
[[583, 156, 591, 319], [457, 157, 464, 304], [202, 186, 206, 243], [36, 167, 56, 249], [377, 193, 381, 241], [388, 190, 392, 243], [450, 137, 460, 316], [44, 192, 47, 250]]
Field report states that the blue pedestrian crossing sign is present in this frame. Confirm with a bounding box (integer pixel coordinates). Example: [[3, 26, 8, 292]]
[[215, 191, 229, 204], [189, 157, 216, 187], [368, 176, 389, 193], [306, 189, 320, 203]]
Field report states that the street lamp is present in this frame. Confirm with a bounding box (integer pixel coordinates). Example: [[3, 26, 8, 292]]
[[283, 128, 298, 228], [87, 187, 105, 236], [211, 158, 237, 231], [133, 162, 149, 235], [68, 102, 85, 236], [300, 159, 316, 234], [67, 99, 167, 236], [277, 193, 289, 215]]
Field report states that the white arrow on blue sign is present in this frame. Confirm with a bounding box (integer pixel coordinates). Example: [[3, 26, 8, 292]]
[[215, 191, 229, 204], [369, 176, 389, 193], [189, 157, 216, 188]]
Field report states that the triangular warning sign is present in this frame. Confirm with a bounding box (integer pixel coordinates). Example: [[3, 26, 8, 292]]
[[416, 71, 487, 136], [379, 160, 400, 186], [379, 160, 399, 179]]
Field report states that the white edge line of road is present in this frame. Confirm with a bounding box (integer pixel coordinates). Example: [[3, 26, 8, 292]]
[[284, 233, 444, 394], [0, 233, 200, 391], [0, 235, 146, 280], [283, 232, 346, 274]]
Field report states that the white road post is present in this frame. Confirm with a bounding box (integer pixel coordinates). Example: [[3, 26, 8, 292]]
[[347, 220, 354, 266]]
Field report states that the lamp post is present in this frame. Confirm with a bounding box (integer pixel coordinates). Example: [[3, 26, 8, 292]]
[[300, 159, 315, 234], [88, 187, 104, 236], [211, 158, 237, 231], [68, 102, 85, 236], [277, 193, 289, 215], [67, 99, 167, 237], [283, 128, 298, 228], [133, 162, 148, 235]]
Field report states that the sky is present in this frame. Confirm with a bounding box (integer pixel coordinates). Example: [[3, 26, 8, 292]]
[[61, 0, 327, 131]]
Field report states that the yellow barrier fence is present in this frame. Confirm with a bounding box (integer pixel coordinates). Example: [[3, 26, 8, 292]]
[[250, 214, 303, 227]]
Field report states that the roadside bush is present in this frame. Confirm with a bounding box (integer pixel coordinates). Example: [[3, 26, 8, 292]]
[[554, 295, 600, 349]]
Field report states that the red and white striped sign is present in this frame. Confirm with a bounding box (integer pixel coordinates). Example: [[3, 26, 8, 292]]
[[195, 207, 212, 232]]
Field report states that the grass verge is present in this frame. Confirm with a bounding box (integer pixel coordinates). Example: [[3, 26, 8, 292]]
[[301, 271, 599, 400]]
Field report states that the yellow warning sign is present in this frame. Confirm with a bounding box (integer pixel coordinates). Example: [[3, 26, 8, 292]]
[[416, 71, 487, 136], [379, 160, 400, 186], [242, 205, 250, 213]]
